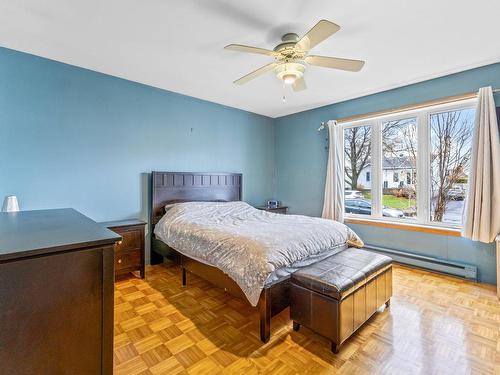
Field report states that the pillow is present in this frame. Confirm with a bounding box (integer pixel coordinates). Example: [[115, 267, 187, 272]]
[[164, 203, 178, 213], [163, 199, 235, 214]]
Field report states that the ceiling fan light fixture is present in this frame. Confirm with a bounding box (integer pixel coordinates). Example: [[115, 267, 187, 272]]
[[226, 20, 365, 92], [283, 74, 296, 84], [275, 62, 305, 85]]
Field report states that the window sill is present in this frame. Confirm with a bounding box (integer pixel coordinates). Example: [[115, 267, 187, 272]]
[[344, 217, 462, 237]]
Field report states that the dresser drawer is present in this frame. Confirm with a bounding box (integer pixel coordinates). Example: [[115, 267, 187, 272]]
[[115, 249, 141, 271], [115, 228, 142, 252]]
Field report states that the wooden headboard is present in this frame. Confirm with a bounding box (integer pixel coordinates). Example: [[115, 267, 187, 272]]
[[151, 171, 242, 225]]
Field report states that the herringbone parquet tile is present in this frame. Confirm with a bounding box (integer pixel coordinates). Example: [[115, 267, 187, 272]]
[[114, 264, 500, 374]]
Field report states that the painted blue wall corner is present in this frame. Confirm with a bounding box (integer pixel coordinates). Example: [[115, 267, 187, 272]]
[[0, 47, 275, 221], [1, 46, 498, 282]]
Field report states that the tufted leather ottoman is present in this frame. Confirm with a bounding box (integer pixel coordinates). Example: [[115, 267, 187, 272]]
[[290, 248, 392, 353]]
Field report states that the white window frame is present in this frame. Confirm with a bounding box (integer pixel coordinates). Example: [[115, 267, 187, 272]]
[[340, 97, 476, 229]]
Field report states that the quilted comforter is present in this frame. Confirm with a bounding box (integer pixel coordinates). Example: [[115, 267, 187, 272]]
[[154, 201, 363, 306]]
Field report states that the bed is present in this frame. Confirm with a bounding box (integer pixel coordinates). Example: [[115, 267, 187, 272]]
[[150, 171, 362, 343]]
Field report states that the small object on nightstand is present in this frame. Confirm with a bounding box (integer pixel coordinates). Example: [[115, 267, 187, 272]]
[[257, 206, 288, 215], [2, 195, 19, 212], [100, 219, 146, 279], [267, 200, 279, 208]]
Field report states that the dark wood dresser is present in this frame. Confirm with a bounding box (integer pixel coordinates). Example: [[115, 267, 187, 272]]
[[257, 206, 288, 214], [0, 209, 120, 375], [101, 219, 146, 279]]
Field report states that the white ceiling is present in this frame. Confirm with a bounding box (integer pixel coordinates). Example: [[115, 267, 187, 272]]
[[1, 0, 499, 118]]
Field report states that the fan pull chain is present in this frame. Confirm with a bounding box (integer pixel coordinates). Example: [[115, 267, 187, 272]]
[[282, 81, 286, 103]]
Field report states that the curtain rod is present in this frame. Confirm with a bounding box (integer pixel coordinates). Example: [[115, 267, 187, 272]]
[[318, 88, 499, 130]]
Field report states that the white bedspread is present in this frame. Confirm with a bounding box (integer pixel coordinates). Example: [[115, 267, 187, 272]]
[[154, 201, 363, 306]]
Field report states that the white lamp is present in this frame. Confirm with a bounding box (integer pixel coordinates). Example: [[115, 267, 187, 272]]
[[2, 195, 19, 212]]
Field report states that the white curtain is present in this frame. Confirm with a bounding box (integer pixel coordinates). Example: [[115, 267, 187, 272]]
[[322, 120, 344, 222], [462, 86, 500, 243]]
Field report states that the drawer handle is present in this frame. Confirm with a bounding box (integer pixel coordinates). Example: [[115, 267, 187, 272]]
[[118, 259, 122, 264]]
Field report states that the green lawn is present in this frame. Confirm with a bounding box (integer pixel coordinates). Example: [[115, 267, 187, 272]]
[[362, 192, 416, 210]]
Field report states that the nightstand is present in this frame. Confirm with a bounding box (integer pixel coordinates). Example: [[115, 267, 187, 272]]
[[257, 206, 288, 214], [101, 219, 146, 279]]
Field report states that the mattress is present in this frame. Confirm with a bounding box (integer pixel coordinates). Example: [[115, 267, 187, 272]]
[[154, 201, 363, 306]]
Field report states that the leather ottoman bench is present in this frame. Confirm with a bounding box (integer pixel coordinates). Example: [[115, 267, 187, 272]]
[[290, 248, 392, 353]]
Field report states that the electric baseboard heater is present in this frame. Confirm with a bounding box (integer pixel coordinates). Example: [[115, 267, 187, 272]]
[[364, 245, 477, 281]]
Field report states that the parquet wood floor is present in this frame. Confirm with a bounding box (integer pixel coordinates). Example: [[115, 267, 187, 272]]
[[114, 263, 499, 374]]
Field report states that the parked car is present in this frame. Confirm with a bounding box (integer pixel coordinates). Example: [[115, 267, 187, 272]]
[[447, 188, 465, 201], [345, 199, 405, 218], [345, 190, 364, 199]]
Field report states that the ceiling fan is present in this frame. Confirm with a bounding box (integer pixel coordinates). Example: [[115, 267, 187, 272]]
[[224, 20, 365, 92]]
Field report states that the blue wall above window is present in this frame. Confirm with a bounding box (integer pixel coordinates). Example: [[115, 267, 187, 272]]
[[274, 62, 500, 284]]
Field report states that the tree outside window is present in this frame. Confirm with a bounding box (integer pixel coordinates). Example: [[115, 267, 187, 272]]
[[341, 101, 475, 227], [430, 108, 474, 224]]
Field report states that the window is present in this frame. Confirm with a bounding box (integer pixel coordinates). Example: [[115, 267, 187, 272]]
[[343, 126, 372, 215], [341, 98, 475, 228], [383, 117, 417, 220], [429, 108, 474, 225]]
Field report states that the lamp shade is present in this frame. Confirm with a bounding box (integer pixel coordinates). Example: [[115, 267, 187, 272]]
[[2, 195, 19, 212]]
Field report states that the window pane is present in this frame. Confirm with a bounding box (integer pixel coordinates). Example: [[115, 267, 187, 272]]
[[344, 126, 371, 216], [382, 118, 417, 220], [430, 108, 474, 225]]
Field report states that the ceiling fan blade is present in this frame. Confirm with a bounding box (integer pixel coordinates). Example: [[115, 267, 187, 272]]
[[295, 20, 340, 52], [292, 76, 307, 92], [305, 55, 365, 72], [233, 63, 277, 85], [224, 44, 276, 56]]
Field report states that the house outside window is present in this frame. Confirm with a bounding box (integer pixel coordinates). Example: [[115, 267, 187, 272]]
[[342, 98, 475, 228]]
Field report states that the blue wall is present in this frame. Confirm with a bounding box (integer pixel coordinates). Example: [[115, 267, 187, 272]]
[[275, 63, 500, 284], [1, 46, 498, 282], [0, 47, 275, 228]]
